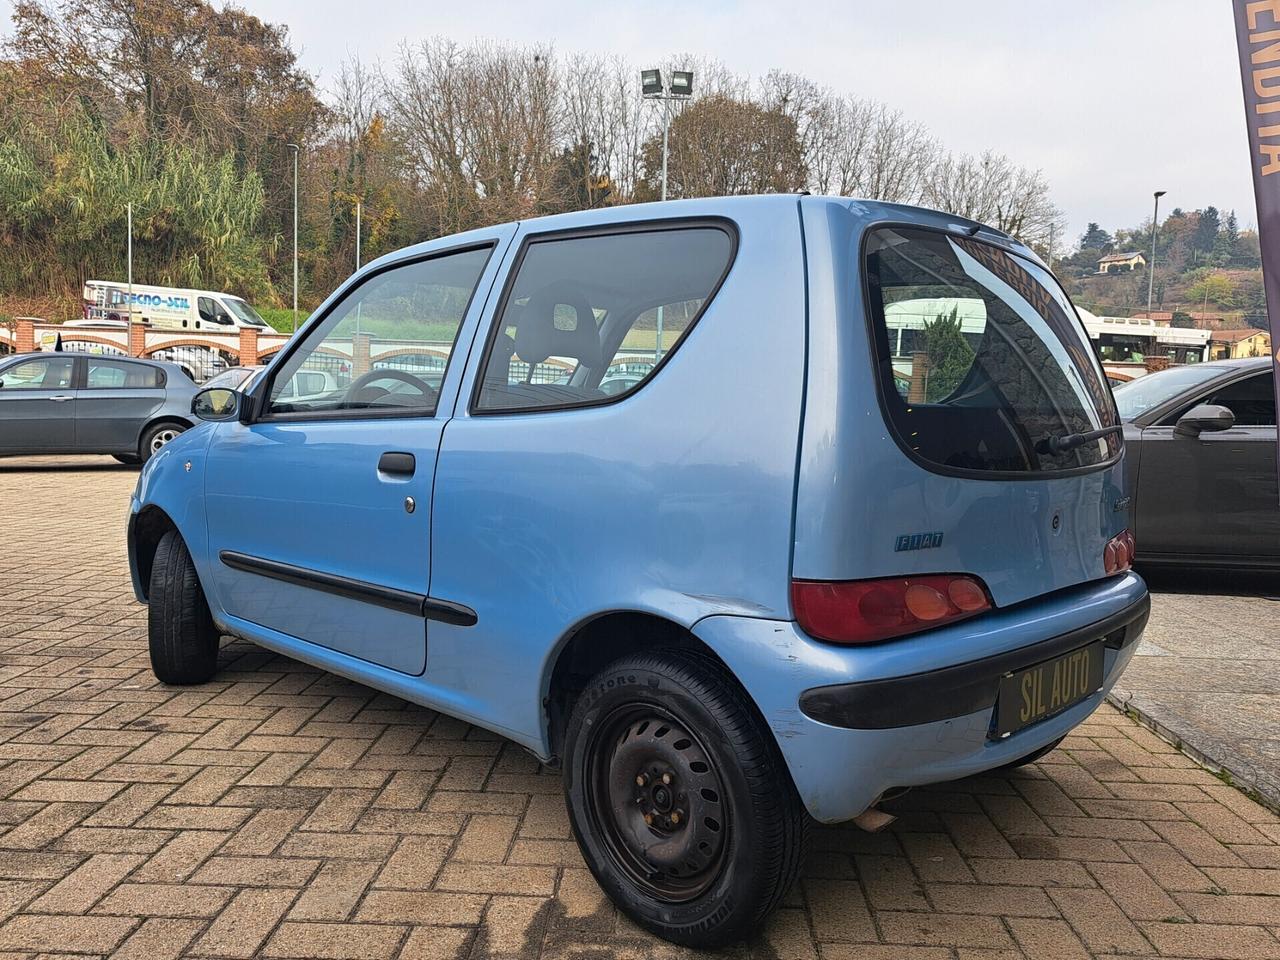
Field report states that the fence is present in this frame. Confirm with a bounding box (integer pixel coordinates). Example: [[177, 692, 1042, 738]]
[[2, 319, 291, 382]]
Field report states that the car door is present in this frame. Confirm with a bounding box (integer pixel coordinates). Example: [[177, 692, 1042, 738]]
[[0, 355, 77, 453], [75, 358, 166, 454], [1135, 371, 1279, 562], [202, 232, 512, 675]]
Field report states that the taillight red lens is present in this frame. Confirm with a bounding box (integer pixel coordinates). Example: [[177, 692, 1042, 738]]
[[792, 574, 993, 645], [1103, 530, 1134, 576]]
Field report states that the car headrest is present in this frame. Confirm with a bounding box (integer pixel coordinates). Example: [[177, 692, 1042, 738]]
[[513, 281, 602, 369]]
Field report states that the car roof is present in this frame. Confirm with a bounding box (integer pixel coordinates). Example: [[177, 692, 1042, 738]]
[[1, 351, 194, 378], [357, 194, 1031, 276], [1183, 356, 1272, 373]]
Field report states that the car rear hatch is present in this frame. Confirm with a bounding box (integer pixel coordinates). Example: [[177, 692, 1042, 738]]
[[794, 202, 1130, 616]]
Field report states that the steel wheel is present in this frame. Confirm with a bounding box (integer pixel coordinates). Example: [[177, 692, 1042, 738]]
[[583, 704, 729, 903]]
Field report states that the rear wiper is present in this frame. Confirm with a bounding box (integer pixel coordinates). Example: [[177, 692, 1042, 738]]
[[1035, 424, 1123, 455]]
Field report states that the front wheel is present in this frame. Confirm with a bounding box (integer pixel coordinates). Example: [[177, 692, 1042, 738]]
[[148, 531, 219, 684], [563, 652, 808, 948]]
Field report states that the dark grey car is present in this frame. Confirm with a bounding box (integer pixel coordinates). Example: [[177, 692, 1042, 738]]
[[0, 352, 198, 464], [1115, 357, 1279, 569]]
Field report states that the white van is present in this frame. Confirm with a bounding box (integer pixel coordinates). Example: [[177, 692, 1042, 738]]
[[83, 281, 270, 332]]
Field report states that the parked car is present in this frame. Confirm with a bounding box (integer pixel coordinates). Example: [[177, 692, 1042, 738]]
[[1114, 357, 1279, 569], [127, 196, 1149, 946], [202, 365, 263, 391], [0, 352, 197, 464]]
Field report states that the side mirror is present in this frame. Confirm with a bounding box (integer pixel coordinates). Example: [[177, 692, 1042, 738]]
[[192, 387, 240, 422], [1174, 404, 1235, 438]]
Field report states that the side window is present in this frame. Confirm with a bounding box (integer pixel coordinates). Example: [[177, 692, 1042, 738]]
[[86, 359, 161, 389], [475, 227, 734, 413], [0, 357, 74, 390], [267, 245, 492, 417], [1206, 373, 1276, 426], [198, 297, 217, 323]]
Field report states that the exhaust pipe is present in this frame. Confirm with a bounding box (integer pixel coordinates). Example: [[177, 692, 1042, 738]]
[[852, 807, 897, 832]]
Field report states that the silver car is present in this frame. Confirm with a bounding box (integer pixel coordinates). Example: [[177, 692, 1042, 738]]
[[1115, 357, 1279, 569], [0, 352, 198, 464]]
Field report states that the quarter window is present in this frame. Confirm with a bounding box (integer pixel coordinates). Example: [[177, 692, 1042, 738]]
[[865, 226, 1119, 475], [266, 246, 492, 418], [0, 357, 74, 390], [475, 227, 734, 412], [86, 359, 162, 389]]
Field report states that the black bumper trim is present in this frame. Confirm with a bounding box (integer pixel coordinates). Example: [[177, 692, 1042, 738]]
[[797, 591, 1150, 731], [219, 550, 477, 627]]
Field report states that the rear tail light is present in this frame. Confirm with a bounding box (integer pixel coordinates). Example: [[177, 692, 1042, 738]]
[[791, 574, 994, 645], [1103, 529, 1135, 575]]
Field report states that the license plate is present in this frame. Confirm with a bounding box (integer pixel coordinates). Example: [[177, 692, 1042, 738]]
[[994, 641, 1105, 738]]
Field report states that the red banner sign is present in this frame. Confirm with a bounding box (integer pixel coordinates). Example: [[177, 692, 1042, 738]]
[[1234, 1, 1280, 497]]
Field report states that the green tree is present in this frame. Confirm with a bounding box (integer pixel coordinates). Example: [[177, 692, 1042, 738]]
[[1191, 206, 1221, 258], [1079, 222, 1112, 251], [922, 306, 975, 402], [1185, 272, 1235, 309]]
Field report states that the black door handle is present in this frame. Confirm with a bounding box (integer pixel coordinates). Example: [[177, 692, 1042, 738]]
[[378, 451, 416, 476]]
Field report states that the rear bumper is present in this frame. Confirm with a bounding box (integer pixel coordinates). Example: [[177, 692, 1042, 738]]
[[798, 591, 1149, 729], [692, 572, 1149, 823]]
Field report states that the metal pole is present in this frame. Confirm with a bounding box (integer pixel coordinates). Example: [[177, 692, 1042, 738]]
[[655, 95, 671, 361], [126, 202, 133, 325], [660, 96, 670, 202], [354, 201, 363, 338], [1047, 223, 1056, 273], [1147, 191, 1164, 317], [289, 144, 299, 332]]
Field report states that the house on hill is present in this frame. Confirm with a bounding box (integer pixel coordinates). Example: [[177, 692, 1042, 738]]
[[1097, 252, 1147, 274], [1208, 327, 1272, 360]]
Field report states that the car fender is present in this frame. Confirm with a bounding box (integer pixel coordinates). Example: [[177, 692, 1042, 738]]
[[128, 421, 217, 604]]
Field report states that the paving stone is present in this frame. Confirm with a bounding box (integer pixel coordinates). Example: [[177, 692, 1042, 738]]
[[2, 455, 1280, 960]]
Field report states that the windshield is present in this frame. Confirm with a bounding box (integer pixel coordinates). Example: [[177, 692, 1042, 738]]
[[1112, 364, 1227, 421], [866, 227, 1120, 475], [224, 298, 268, 327], [203, 366, 259, 391]]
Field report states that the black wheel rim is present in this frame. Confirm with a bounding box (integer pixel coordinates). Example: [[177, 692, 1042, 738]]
[[583, 703, 729, 903]]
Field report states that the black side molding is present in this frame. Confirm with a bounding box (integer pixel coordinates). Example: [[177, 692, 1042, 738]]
[[218, 551, 477, 627], [797, 591, 1150, 731]]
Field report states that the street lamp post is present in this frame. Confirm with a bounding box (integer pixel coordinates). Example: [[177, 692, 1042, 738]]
[[288, 143, 300, 332], [641, 68, 693, 361], [1147, 190, 1166, 318], [126, 202, 133, 326]]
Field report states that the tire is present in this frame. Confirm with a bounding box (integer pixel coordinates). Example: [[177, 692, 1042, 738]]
[[139, 421, 186, 463], [113, 454, 142, 465], [999, 735, 1065, 770], [563, 651, 809, 948], [148, 531, 219, 685]]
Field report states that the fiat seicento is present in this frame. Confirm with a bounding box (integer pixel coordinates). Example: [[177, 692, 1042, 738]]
[[129, 195, 1148, 946]]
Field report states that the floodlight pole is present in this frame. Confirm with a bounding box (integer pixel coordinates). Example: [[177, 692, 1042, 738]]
[[288, 143, 300, 332], [126, 202, 133, 325], [643, 72, 692, 361]]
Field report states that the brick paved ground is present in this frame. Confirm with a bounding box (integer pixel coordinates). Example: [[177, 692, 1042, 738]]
[[2, 455, 1279, 960]]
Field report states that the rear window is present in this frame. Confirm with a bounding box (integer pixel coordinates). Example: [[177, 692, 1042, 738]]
[[865, 226, 1120, 475]]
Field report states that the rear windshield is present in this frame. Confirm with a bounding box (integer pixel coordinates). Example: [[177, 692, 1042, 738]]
[[865, 226, 1120, 475]]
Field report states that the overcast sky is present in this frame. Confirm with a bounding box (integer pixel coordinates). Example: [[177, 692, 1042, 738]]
[[0, 0, 1256, 246]]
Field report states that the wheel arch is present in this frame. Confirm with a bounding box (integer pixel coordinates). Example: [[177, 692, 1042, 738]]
[[138, 416, 194, 455], [543, 611, 738, 761], [129, 504, 180, 602]]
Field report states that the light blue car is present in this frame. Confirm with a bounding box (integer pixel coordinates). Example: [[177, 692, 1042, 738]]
[[128, 195, 1148, 946]]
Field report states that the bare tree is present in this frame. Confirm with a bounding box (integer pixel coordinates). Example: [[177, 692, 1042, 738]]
[[922, 149, 1061, 246]]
